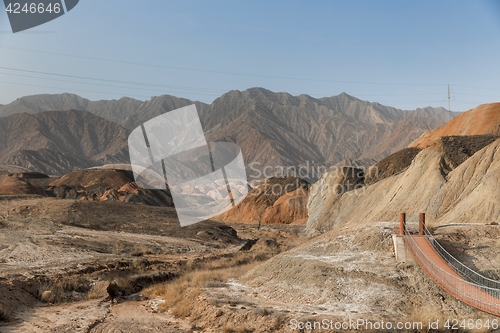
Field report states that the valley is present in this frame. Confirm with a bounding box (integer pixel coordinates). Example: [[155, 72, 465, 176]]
[[0, 94, 499, 332]]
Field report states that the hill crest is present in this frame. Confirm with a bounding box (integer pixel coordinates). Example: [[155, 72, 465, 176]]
[[410, 102, 500, 148]]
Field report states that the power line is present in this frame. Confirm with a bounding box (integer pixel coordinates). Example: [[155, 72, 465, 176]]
[[0, 78, 455, 107], [0, 45, 447, 86], [0, 80, 153, 99], [1, 46, 495, 109], [0, 71, 222, 97], [0, 70, 451, 100], [0, 66, 227, 93], [0, 66, 456, 104], [453, 84, 500, 92]]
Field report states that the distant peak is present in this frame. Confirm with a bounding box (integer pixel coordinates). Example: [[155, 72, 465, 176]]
[[337, 92, 358, 100], [246, 87, 272, 93]]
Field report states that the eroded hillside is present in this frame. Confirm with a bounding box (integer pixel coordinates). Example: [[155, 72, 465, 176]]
[[307, 103, 500, 234]]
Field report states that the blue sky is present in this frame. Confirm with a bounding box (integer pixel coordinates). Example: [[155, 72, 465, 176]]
[[0, 0, 499, 111]]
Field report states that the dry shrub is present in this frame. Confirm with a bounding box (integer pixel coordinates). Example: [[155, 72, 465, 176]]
[[39, 277, 90, 304], [86, 281, 109, 300], [222, 325, 248, 333], [235, 325, 248, 333], [170, 288, 201, 317], [221, 325, 233, 333], [112, 240, 125, 255], [131, 243, 162, 257], [112, 240, 162, 257], [86, 289, 105, 300], [39, 284, 65, 303], [253, 307, 272, 317], [272, 313, 285, 329], [198, 252, 253, 271], [424, 220, 438, 233], [408, 305, 459, 332], [144, 263, 256, 317], [170, 302, 192, 318], [110, 276, 134, 296]]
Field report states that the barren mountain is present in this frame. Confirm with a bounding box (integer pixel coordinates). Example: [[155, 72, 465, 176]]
[[0, 93, 144, 124], [0, 89, 455, 180], [121, 96, 208, 130], [306, 102, 500, 234], [0, 110, 130, 175], [214, 177, 309, 225], [410, 102, 500, 148], [0, 93, 203, 127], [308, 138, 500, 234], [202, 89, 455, 179]]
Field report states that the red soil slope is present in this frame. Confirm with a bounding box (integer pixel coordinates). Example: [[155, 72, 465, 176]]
[[410, 103, 500, 148]]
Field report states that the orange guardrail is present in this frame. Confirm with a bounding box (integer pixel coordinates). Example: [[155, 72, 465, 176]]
[[403, 227, 500, 317]]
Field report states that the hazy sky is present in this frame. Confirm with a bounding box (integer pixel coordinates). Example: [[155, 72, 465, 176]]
[[0, 0, 500, 111]]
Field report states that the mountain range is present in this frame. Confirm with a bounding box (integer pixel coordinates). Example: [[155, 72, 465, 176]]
[[0, 88, 457, 176], [0, 109, 129, 175]]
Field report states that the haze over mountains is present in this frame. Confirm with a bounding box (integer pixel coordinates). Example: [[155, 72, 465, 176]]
[[0, 94, 144, 124], [0, 88, 456, 176], [0, 110, 129, 175]]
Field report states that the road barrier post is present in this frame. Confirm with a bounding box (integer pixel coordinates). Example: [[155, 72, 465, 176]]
[[419, 213, 425, 235], [400, 213, 406, 235]]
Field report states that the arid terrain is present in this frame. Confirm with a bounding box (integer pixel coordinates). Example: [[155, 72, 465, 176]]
[[0, 195, 308, 332], [0, 195, 498, 332], [0, 90, 455, 177], [0, 100, 499, 332]]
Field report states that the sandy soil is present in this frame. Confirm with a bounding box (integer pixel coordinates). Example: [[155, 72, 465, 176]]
[[0, 196, 498, 332], [433, 224, 500, 280], [0, 196, 306, 332]]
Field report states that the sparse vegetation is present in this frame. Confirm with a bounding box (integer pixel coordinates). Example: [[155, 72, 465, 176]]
[[38, 277, 91, 304], [272, 313, 286, 330], [135, 223, 303, 327], [144, 262, 257, 317], [253, 307, 272, 316], [86, 281, 108, 300], [222, 324, 248, 333], [1, 187, 496, 333], [365, 147, 422, 185]]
